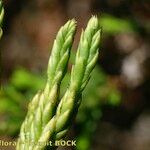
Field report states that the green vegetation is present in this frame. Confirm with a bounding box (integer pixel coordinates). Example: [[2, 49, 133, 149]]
[[0, 2, 121, 149], [0, 0, 4, 38], [16, 17, 102, 150], [99, 14, 134, 34]]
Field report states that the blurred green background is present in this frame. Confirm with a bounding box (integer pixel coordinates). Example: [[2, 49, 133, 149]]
[[0, 0, 150, 150]]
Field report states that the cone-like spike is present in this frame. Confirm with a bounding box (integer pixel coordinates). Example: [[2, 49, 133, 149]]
[[0, 0, 4, 38], [17, 16, 101, 150]]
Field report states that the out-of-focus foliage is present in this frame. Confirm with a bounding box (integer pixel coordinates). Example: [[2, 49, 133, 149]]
[[0, 65, 121, 139], [0, 68, 45, 135], [99, 14, 134, 34]]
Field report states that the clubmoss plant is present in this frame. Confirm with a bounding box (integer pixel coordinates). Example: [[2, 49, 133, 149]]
[[0, 0, 4, 80], [0, 0, 4, 39], [16, 16, 101, 150]]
